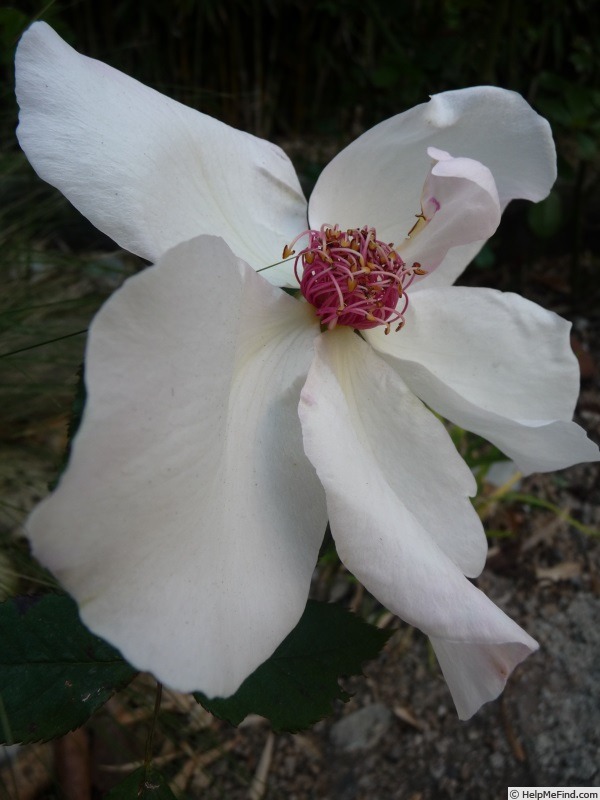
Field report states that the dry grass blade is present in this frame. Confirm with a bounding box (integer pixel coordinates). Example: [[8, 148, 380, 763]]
[[247, 731, 274, 800], [392, 705, 426, 731]]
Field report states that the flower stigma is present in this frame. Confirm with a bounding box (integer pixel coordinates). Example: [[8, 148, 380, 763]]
[[285, 224, 426, 335]]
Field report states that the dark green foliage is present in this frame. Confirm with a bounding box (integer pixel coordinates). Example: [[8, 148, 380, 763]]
[[196, 600, 391, 732], [3, 0, 597, 140], [0, 592, 389, 743], [528, 191, 563, 239], [0, 593, 137, 744]]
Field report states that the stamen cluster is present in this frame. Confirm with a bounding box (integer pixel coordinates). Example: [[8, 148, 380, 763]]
[[287, 224, 421, 334]]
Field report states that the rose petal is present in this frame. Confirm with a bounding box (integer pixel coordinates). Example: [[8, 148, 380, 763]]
[[366, 286, 599, 474], [299, 329, 487, 579], [397, 147, 501, 276], [309, 86, 555, 288], [430, 637, 535, 720], [26, 235, 326, 697], [15, 23, 306, 285], [299, 329, 537, 718]]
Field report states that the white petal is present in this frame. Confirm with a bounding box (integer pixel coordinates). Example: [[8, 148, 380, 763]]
[[299, 329, 537, 718], [309, 86, 555, 287], [367, 286, 599, 474], [397, 147, 500, 276], [25, 235, 326, 697], [15, 23, 306, 285], [415, 242, 484, 291], [299, 329, 487, 578]]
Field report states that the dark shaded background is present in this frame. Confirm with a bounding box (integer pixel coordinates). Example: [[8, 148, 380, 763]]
[[1, 0, 598, 304]]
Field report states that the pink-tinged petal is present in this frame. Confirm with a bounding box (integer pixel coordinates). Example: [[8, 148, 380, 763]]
[[299, 329, 537, 718], [430, 637, 535, 720], [397, 147, 500, 277], [15, 23, 306, 285], [309, 86, 555, 287], [366, 286, 599, 474], [25, 235, 325, 697]]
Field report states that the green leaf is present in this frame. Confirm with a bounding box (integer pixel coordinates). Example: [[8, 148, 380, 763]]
[[0, 594, 137, 744], [0, 8, 29, 66], [196, 600, 391, 732], [528, 191, 563, 239], [105, 766, 178, 800], [472, 242, 495, 269]]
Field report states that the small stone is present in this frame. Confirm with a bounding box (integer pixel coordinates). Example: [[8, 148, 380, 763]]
[[490, 752, 505, 770], [330, 703, 392, 752]]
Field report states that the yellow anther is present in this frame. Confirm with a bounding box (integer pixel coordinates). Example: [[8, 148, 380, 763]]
[[282, 244, 295, 258], [407, 212, 428, 239]]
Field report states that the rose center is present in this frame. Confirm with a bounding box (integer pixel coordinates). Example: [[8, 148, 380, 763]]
[[284, 224, 424, 334]]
